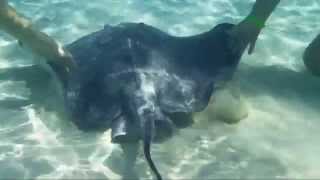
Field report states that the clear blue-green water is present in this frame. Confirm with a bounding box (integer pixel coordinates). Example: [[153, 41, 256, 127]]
[[0, 0, 320, 179]]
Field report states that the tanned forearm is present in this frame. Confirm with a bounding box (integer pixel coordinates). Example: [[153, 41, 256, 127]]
[[1, 6, 62, 59], [0, 2, 75, 70], [249, 0, 280, 23]]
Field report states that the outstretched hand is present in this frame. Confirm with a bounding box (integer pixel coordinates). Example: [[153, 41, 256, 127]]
[[55, 45, 77, 73], [33, 31, 77, 73], [228, 16, 264, 55]]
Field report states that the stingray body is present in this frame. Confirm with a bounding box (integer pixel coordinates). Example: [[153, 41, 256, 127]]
[[50, 22, 243, 179]]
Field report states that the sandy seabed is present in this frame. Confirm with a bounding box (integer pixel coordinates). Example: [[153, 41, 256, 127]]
[[0, 0, 320, 179]]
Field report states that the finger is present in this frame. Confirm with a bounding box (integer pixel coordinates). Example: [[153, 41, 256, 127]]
[[248, 37, 258, 55], [231, 37, 247, 54], [63, 55, 77, 72], [232, 40, 248, 55]]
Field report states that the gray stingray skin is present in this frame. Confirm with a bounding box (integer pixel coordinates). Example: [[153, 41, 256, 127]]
[[52, 22, 244, 179]]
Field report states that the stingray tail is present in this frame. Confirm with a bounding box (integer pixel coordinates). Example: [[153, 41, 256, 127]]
[[143, 118, 162, 180]]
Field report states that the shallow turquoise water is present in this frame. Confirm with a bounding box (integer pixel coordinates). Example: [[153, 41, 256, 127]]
[[0, 0, 320, 179]]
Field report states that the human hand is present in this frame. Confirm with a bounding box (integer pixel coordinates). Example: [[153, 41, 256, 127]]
[[57, 47, 77, 73], [41, 36, 77, 73], [228, 16, 265, 55]]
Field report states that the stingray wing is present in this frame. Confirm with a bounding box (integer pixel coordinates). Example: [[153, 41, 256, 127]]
[[156, 23, 242, 114], [63, 25, 132, 131]]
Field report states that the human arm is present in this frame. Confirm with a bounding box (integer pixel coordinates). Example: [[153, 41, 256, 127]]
[[229, 0, 280, 55], [0, 0, 76, 71]]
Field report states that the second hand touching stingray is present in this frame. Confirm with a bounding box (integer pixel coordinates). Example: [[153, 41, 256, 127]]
[[0, 2, 248, 179]]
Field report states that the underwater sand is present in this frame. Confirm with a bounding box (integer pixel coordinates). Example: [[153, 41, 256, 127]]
[[0, 0, 320, 179]]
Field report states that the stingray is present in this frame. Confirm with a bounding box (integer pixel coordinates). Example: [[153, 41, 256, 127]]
[[53, 22, 245, 179], [3, 22, 244, 179]]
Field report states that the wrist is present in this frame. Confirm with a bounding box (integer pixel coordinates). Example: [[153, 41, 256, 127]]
[[245, 15, 266, 29]]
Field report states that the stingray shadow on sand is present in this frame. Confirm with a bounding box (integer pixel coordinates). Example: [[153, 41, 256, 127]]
[[237, 64, 320, 110]]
